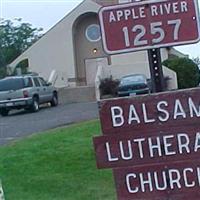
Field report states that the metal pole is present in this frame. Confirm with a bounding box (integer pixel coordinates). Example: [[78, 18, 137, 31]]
[[148, 48, 165, 93]]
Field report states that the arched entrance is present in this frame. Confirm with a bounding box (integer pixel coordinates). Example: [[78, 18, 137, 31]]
[[73, 12, 108, 86]]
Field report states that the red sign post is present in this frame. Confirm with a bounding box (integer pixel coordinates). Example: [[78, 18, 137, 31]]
[[99, 0, 200, 54]]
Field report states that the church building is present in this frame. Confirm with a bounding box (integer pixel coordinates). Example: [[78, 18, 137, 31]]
[[10, 0, 184, 100]]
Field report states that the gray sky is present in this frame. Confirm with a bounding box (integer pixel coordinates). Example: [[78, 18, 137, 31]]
[[1, 0, 200, 58]]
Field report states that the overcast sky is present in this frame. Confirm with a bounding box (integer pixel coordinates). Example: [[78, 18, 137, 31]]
[[1, 0, 200, 58]]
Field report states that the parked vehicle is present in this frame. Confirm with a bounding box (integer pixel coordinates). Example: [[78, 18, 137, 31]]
[[117, 74, 150, 97], [0, 74, 58, 116]]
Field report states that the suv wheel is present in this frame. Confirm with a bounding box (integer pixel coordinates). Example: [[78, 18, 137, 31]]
[[31, 97, 39, 112], [0, 108, 9, 117], [50, 93, 58, 107]]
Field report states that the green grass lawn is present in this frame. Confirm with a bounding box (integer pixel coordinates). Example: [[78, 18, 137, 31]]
[[0, 120, 116, 200]]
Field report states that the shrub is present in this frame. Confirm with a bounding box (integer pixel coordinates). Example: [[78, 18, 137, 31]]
[[163, 57, 200, 89], [99, 76, 119, 97]]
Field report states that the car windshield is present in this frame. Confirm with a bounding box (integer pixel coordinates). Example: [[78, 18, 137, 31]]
[[120, 75, 146, 85], [0, 78, 25, 91]]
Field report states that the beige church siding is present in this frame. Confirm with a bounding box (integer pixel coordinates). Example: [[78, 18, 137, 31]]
[[10, 0, 101, 87], [111, 51, 148, 65], [111, 48, 169, 66], [109, 48, 170, 79]]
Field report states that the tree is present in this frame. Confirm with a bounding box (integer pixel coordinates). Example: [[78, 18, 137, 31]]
[[193, 57, 200, 68], [163, 57, 200, 89], [0, 18, 43, 77]]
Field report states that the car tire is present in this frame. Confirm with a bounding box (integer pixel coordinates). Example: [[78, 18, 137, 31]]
[[50, 93, 58, 107], [31, 97, 39, 112], [0, 108, 9, 117]]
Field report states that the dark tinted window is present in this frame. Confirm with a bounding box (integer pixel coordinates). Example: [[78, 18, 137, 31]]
[[24, 77, 33, 87], [33, 77, 40, 87], [39, 77, 47, 86], [120, 75, 147, 85], [0, 78, 24, 91]]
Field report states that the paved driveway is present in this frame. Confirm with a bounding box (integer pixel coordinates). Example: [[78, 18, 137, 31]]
[[0, 102, 99, 145]]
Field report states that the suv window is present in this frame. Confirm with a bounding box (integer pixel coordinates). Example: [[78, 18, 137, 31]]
[[33, 77, 41, 87], [24, 77, 33, 87], [39, 77, 47, 86], [0, 78, 24, 91]]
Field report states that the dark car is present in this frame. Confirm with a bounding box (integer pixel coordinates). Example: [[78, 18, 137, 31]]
[[117, 74, 150, 97]]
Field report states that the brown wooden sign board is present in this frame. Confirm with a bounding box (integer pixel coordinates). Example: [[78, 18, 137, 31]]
[[93, 126, 200, 169], [99, 88, 200, 135], [99, 0, 200, 54], [93, 88, 200, 200], [113, 160, 200, 200]]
